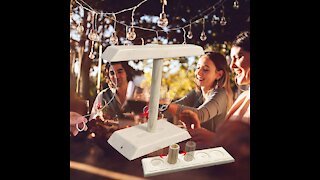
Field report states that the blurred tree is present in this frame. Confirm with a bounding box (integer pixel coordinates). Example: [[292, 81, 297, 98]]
[[139, 42, 237, 101]]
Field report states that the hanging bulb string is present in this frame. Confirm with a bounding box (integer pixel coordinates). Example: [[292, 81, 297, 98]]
[[161, 1, 165, 13], [110, 19, 158, 33], [115, 0, 148, 16], [157, 0, 225, 32], [76, 0, 94, 11], [131, 3, 138, 27], [77, 0, 216, 31], [113, 13, 117, 31], [188, 0, 225, 23], [202, 18, 205, 30], [90, 41, 94, 51], [73, 0, 228, 37], [90, 11, 95, 29], [76, 0, 148, 16], [182, 28, 186, 44], [125, 26, 128, 42], [173, 0, 225, 31], [94, 12, 98, 31]]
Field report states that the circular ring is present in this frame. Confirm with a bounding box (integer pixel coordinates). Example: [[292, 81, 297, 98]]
[[76, 121, 86, 132]]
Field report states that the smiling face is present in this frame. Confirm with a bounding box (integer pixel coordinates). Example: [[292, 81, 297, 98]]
[[230, 46, 250, 85], [108, 63, 128, 89], [195, 55, 223, 91]]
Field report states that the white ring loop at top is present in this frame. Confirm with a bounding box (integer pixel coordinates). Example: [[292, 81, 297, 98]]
[[76, 121, 86, 132]]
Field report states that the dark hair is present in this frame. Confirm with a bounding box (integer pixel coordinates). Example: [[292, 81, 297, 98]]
[[232, 31, 250, 52], [105, 61, 134, 84]]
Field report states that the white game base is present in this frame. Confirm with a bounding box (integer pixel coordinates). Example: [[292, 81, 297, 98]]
[[107, 119, 191, 161]]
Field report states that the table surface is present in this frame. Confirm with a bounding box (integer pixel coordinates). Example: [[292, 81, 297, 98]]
[[70, 119, 239, 180]]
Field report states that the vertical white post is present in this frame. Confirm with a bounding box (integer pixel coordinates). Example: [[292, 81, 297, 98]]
[[147, 58, 163, 132]]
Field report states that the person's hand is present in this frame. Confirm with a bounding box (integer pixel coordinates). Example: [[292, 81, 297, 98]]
[[179, 109, 201, 130], [70, 111, 88, 136], [188, 128, 216, 148]]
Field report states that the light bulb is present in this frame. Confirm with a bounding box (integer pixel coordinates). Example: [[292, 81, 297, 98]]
[[157, 12, 169, 28], [88, 29, 96, 41], [220, 17, 227, 26], [126, 27, 136, 41], [200, 31, 207, 41], [187, 30, 193, 39], [77, 25, 84, 33], [88, 29, 100, 42], [110, 32, 118, 45], [89, 52, 95, 59], [233, 0, 240, 9], [211, 17, 218, 25]]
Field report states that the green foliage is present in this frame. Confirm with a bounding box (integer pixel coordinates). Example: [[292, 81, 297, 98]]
[[140, 57, 197, 100], [140, 43, 237, 101]]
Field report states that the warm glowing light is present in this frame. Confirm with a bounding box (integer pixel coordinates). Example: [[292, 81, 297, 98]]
[[91, 132, 96, 137]]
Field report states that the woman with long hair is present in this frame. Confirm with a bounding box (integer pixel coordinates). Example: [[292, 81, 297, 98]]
[[163, 51, 233, 132]]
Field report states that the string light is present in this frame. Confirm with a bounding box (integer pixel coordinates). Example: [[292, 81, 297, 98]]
[[233, 0, 240, 9], [88, 41, 95, 59], [157, 0, 169, 28], [76, 5, 84, 33], [187, 24, 193, 39], [126, 26, 137, 41], [182, 28, 187, 44], [77, 22, 84, 33], [220, 16, 227, 26], [109, 13, 119, 45], [70, 0, 248, 60], [110, 32, 119, 45], [88, 12, 100, 42], [126, 0, 140, 41], [72, 0, 228, 39], [211, 15, 218, 26], [188, 0, 224, 26], [200, 18, 207, 41], [220, 5, 227, 26]]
